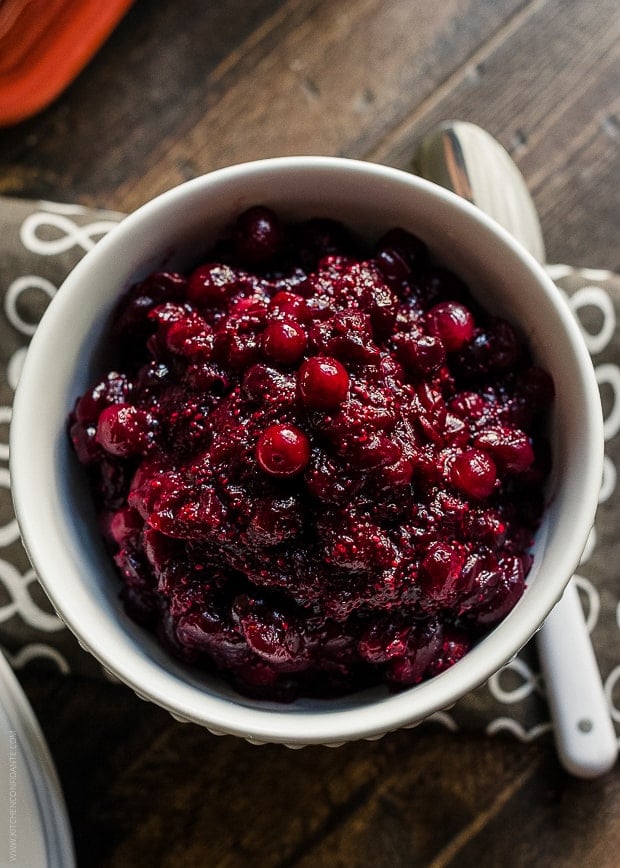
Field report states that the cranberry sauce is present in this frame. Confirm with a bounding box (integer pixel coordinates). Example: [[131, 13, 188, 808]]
[[68, 206, 554, 701]]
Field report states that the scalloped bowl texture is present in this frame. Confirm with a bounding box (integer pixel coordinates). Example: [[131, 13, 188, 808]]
[[10, 157, 603, 746]]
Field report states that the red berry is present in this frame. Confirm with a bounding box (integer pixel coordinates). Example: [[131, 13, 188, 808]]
[[474, 426, 535, 473], [269, 291, 310, 322], [386, 619, 444, 685], [358, 620, 411, 664], [429, 627, 472, 676], [187, 263, 236, 306], [375, 227, 427, 284], [166, 320, 212, 359], [381, 454, 414, 487], [298, 356, 349, 408], [397, 334, 446, 375], [233, 206, 284, 267], [450, 448, 497, 499], [262, 319, 307, 365], [233, 596, 303, 665], [256, 423, 311, 477], [108, 506, 143, 547], [96, 404, 153, 457], [426, 301, 475, 352], [73, 372, 131, 424], [516, 366, 555, 410], [448, 392, 486, 420], [420, 541, 467, 604], [376, 246, 411, 284]]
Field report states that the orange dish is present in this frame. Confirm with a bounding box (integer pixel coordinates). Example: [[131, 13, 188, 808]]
[[0, 0, 135, 126]]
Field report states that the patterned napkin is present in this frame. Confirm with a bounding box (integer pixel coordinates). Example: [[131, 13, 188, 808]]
[[1, 196, 618, 741]]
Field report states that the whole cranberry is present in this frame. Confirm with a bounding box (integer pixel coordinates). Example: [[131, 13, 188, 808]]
[[426, 301, 475, 352], [262, 318, 307, 365], [450, 448, 497, 499], [386, 618, 444, 685], [474, 426, 535, 473], [95, 404, 153, 457], [516, 366, 555, 411], [396, 334, 446, 376], [448, 391, 486, 420], [420, 540, 467, 604], [358, 619, 411, 664], [298, 356, 349, 408], [165, 318, 213, 360], [233, 596, 305, 666], [381, 454, 414, 487], [458, 318, 522, 376], [375, 227, 427, 285], [375, 246, 410, 285], [108, 506, 143, 548], [256, 423, 311, 477], [443, 413, 469, 447], [187, 263, 236, 306], [463, 555, 526, 626], [418, 267, 469, 308], [73, 372, 131, 424], [268, 290, 310, 322], [233, 206, 285, 267], [483, 318, 522, 370], [429, 627, 472, 676], [294, 217, 357, 268]]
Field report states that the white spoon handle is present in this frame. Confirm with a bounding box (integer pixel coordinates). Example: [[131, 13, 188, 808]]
[[414, 120, 617, 777], [537, 581, 617, 777]]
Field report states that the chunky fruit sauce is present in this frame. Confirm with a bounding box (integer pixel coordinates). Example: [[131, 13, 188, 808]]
[[69, 206, 554, 701]]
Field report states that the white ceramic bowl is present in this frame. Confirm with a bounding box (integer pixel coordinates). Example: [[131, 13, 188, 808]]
[[10, 157, 603, 746]]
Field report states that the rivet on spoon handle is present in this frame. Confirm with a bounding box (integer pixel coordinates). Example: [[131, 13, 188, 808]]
[[413, 120, 617, 778]]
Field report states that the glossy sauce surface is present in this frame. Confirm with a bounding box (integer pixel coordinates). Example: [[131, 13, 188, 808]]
[[69, 208, 553, 700]]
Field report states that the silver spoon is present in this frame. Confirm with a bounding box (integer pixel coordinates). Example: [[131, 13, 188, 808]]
[[413, 120, 618, 778]]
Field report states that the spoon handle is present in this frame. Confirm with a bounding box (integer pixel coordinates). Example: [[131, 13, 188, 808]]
[[414, 120, 617, 777], [537, 581, 617, 777]]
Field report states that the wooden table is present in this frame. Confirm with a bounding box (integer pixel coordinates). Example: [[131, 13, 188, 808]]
[[2, 1, 619, 865]]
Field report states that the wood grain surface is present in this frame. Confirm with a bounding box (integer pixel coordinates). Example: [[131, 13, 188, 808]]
[[2, 1, 619, 865]]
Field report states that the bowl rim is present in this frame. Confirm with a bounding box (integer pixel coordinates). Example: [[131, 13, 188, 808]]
[[10, 155, 604, 744]]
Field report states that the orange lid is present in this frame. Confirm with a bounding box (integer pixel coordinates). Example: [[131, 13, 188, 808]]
[[0, 0, 135, 126]]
